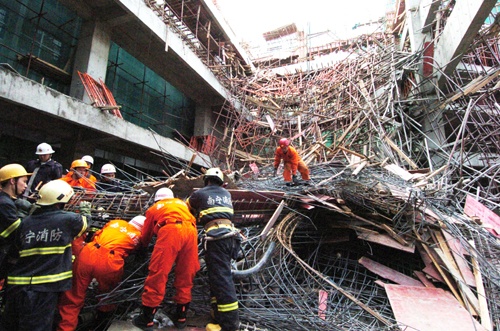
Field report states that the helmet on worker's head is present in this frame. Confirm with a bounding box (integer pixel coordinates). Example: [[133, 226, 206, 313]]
[[129, 215, 146, 232], [0, 164, 31, 182], [71, 159, 89, 170], [279, 138, 290, 147], [82, 155, 94, 165], [101, 164, 116, 174], [204, 167, 224, 186], [36, 180, 74, 206], [36, 142, 55, 155], [154, 187, 174, 202]]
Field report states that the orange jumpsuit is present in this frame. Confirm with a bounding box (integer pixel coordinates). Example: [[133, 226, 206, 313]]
[[273, 145, 310, 182], [57, 219, 141, 331], [60, 172, 96, 191], [140, 198, 200, 308]]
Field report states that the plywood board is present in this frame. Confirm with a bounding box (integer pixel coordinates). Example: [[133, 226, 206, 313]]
[[358, 257, 423, 287], [464, 195, 500, 237], [385, 285, 486, 331], [357, 230, 415, 253]]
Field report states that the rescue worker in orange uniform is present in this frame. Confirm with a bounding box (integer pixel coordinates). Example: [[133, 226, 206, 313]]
[[186, 168, 241, 331], [273, 138, 310, 185], [60, 159, 96, 192], [56, 215, 146, 331], [81, 155, 97, 184], [133, 188, 200, 330]]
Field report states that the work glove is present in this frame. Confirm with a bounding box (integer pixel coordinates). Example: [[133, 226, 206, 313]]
[[292, 174, 299, 184], [79, 201, 92, 216], [15, 198, 33, 219]]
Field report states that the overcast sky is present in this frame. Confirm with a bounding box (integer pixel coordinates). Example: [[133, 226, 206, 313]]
[[216, 0, 393, 42]]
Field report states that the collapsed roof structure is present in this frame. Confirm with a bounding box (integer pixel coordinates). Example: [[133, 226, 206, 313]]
[[58, 0, 500, 330]]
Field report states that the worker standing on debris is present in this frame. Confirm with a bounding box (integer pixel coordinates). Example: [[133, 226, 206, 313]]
[[186, 168, 241, 331], [96, 163, 126, 192], [81, 155, 97, 183], [133, 188, 199, 330], [0, 164, 31, 279], [273, 138, 310, 185], [25, 142, 63, 198], [0, 180, 88, 331], [57, 215, 145, 331], [60, 159, 96, 192]]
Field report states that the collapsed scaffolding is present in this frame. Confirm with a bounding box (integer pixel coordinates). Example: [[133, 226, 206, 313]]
[[55, 2, 500, 330]]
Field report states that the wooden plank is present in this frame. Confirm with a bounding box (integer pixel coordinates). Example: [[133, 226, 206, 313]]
[[441, 230, 476, 287], [357, 230, 415, 253], [385, 285, 487, 331], [358, 256, 424, 287], [469, 240, 493, 331], [433, 248, 480, 315], [413, 270, 436, 288]]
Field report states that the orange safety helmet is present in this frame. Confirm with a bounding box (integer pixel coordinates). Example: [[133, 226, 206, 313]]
[[71, 159, 90, 169], [279, 138, 290, 147]]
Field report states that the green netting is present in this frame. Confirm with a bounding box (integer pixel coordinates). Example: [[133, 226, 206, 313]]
[[106, 43, 195, 139], [0, 0, 81, 93]]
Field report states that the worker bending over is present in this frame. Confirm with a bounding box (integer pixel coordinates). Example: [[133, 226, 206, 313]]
[[273, 138, 310, 185], [133, 188, 199, 330], [187, 168, 241, 331], [57, 216, 146, 331]]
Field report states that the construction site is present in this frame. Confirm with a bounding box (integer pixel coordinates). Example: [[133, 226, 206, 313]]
[[1, 0, 500, 330]]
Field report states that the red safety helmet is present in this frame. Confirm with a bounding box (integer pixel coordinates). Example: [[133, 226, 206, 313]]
[[279, 138, 290, 147]]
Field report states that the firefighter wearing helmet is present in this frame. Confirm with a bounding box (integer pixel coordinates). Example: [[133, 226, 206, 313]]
[[60, 159, 96, 192], [57, 215, 145, 331], [133, 187, 200, 329], [186, 168, 242, 331], [1, 180, 87, 331], [96, 164, 126, 193], [273, 138, 310, 186], [25, 142, 63, 197], [0, 164, 31, 276]]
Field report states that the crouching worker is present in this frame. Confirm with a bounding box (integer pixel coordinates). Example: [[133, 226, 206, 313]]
[[57, 215, 146, 331], [273, 138, 310, 185], [133, 188, 200, 330], [0, 180, 87, 331]]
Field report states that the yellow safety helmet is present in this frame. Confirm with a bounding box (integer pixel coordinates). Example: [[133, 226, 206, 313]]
[[36, 180, 74, 206], [71, 159, 89, 169], [0, 164, 31, 182]]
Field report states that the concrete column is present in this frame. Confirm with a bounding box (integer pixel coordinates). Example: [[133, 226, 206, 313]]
[[69, 21, 112, 102], [193, 104, 214, 136]]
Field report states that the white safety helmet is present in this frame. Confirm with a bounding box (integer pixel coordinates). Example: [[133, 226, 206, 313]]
[[82, 155, 94, 165], [36, 142, 55, 155], [36, 180, 74, 206], [129, 215, 146, 232], [204, 167, 224, 185], [101, 164, 116, 174], [154, 187, 174, 202]]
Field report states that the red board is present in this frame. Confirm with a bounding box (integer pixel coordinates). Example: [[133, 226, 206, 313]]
[[464, 195, 500, 238], [385, 285, 486, 331]]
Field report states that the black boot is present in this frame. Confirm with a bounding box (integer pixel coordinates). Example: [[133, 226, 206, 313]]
[[92, 310, 113, 331], [173, 303, 189, 329], [132, 305, 156, 330]]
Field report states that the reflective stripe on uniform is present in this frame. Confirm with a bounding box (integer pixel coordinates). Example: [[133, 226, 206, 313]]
[[199, 206, 234, 218], [76, 215, 88, 239], [7, 270, 73, 285], [0, 218, 21, 238], [19, 243, 72, 257], [217, 301, 238, 312], [205, 224, 234, 233]]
